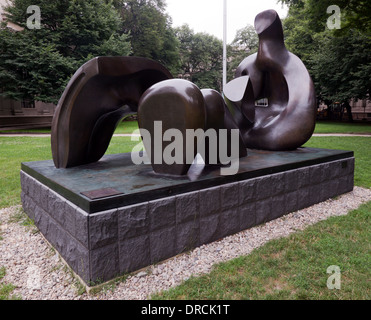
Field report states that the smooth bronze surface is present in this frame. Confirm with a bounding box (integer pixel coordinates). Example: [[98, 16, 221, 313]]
[[138, 79, 206, 175], [231, 9, 317, 150], [51, 56, 172, 168], [51, 9, 316, 177]]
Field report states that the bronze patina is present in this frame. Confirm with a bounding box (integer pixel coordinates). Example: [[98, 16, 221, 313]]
[[51, 10, 316, 176]]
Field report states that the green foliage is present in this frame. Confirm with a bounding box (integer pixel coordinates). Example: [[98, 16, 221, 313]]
[[0, 29, 75, 102], [175, 24, 223, 91], [0, 0, 131, 103], [310, 29, 371, 102], [117, 0, 180, 74], [227, 24, 259, 81], [281, 0, 371, 104]]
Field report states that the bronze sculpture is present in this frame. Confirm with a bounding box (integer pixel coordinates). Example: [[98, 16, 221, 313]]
[[51, 56, 173, 168], [231, 9, 317, 150], [51, 9, 316, 176]]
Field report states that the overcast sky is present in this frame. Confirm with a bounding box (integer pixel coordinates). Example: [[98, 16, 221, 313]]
[[165, 0, 288, 43]]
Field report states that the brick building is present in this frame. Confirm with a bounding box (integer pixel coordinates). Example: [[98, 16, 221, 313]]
[[0, 0, 55, 130]]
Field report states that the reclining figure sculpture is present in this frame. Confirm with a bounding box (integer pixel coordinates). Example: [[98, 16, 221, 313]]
[[51, 9, 316, 176]]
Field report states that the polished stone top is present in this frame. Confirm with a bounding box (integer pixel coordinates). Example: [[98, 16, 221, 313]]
[[21, 148, 353, 213]]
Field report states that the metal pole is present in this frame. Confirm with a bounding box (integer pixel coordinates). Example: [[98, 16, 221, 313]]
[[223, 0, 227, 90]]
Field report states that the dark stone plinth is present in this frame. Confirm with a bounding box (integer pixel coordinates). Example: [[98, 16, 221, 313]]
[[20, 148, 354, 284]]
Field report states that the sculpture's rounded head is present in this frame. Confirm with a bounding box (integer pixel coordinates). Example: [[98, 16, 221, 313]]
[[254, 9, 281, 36]]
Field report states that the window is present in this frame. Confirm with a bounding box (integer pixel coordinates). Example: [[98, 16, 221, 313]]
[[22, 99, 35, 109], [255, 98, 269, 107]]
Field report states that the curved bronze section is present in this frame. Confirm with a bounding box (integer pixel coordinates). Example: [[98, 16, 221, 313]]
[[202, 88, 247, 163], [138, 79, 206, 175], [51, 56, 173, 168], [234, 9, 316, 150]]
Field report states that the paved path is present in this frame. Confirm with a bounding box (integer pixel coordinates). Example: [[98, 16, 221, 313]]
[[1, 133, 370, 137], [0, 133, 141, 138]]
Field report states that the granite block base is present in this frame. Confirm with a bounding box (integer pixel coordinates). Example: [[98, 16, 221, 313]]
[[20, 148, 354, 284]]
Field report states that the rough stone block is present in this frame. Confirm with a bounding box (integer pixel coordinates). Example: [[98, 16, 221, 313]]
[[256, 176, 273, 200], [149, 197, 176, 231], [20, 171, 30, 196], [39, 185, 50, 212], [329, 161, 342, 179], [239, 178, 257, 205], [29, 177, 41, 205], [176, 220, 200, 253], [90, 243, 120, 283], [200, 213, 220, 244], [89, 209, 118, 250], [220, 182, 239, 210], [309, 184, 321, 205], [150, 227, 176, 263], [297, 168, 310, 188], [118, 203, 149, 240], [119, 235, 150, 274], [75, 207, 89, 248], [21, 192, 36, 220], [255, 197, 271, 225], [337, 174, 354, 195], [219, 207, 240, 238], [310, 164, 324, 185], [239, 202, 256, 230], [285, 190, 298, 214], [270, 194, 286, 220], [284, 170, 299, 193], [64, 232, 90, 283], [175, 191, 199, 224], [47, 190, 66, 226], [63, 200, 77, 237], [199, 186, 221, 217], [33, 205, 50, 237], [297, 186, 312, 210], [270, 173, 286, 196]]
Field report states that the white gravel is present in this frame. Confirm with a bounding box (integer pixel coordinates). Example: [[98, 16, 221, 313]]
[[1, 186, 370, 300]]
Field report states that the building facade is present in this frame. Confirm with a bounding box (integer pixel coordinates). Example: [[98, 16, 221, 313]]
[[0, 0, 56, 130]]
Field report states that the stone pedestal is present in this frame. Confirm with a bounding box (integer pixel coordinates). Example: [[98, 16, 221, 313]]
[[20, 148, 354, 284]]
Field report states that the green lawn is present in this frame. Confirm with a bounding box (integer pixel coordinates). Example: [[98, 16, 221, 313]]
[[0, 136, 141, 209], [304, 136, 371, 188], [2, 120, 370, 135], [314, 121, 371, 134], [152, 201, 371, 300], [0, 120, 139, 135], [0, 124, 370, 300]]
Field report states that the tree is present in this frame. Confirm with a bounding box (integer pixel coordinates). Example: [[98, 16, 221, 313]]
[[227, 24, 259, 81], [175, 24, 223, 91], [0, 0, 131, 103], [310, 29, 371, 103], [116, 0, 180, 74], [280, 0, 371, 34], [280, 0, 370, 116]]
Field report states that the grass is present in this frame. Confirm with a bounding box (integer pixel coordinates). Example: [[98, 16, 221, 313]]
[[0, 121, 370, 300], [314, 121, 371, 134], [0, 136, 142, 209], [152, 201, 371, 300], [0, 266, 19, 300], [0, 120, 139, 135], [304, 136, 371, 188]]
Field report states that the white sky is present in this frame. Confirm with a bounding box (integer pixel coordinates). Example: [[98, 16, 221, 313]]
[[165, 0, 288, 43]]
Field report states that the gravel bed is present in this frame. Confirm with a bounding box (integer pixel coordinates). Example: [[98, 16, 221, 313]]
[[1, 186, 370, 300]]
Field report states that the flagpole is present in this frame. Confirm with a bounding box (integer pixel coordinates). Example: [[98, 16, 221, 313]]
[[223, 0, 227, 90]]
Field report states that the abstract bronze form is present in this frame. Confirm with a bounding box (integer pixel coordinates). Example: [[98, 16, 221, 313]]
[[229, 9, 317, 150], [51, 9, 316, 177], [51, 56, 172, 168]]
